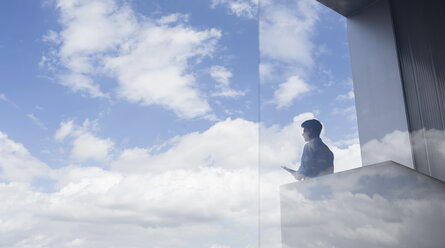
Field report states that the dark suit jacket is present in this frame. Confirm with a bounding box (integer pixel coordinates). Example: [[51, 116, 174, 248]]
[[297, 137, 334, 177]]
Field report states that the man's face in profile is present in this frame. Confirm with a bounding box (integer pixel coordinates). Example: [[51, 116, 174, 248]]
[[302, 128, 312, 142]]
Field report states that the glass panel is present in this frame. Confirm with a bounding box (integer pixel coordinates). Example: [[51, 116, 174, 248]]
[[0, 1, 258, 247], [259, 0, 360, 247]]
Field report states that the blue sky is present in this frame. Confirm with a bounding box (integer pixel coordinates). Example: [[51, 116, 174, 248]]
[[0, 0, 258, 168], [0, 0, 361, 247], [260, 0, 357, 143]]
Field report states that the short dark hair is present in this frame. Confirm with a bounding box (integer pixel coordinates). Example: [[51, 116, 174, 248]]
[[301, 119, 322, 137]]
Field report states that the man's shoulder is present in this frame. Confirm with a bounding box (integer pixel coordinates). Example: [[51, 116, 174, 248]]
[[313, 138, 333, 153], [310, 137, 324, 148]]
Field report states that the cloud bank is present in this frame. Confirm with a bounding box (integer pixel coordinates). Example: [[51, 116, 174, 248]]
[[0, 114, 362, 247]]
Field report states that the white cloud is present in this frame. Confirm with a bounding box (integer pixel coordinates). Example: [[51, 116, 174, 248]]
[[112, 118, 259, 173], [211, 66, 232, 85], [59, 73, 108, 98], [54, 119, 113, 162], [330, 143, 362, 172], [211, 0, 258, 19], [210, 66, 245, 98], [44, 0, 222, 118], [361, 128, 445, 173], [27, 113, 48, 131], [0, 121, 260, 247], [260, 0, 320, 66], [157, 13, 189, 25], [42, 30, 60, 44], [411, 129, 445, 164], [54, 120, 75, 141], [259, 63, 273, 81], [104, 22, 220, 118], [0, 131, 50, 183], [332, 136, 360, 147], [361, 130, 413, 167], [65, 238, 86, 247], [54, 119, 99, 141], [0, 115, 363, 247], [70, 133, 113, 162], [0, 93, 7, 101], [332, 105, 357, 120], [273, 75, 311, 108], [336, 90, 355, 101]]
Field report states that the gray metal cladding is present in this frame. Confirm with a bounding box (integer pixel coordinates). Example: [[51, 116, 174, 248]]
[[347, 0, 414, 168], [390, 0, 445, 180]]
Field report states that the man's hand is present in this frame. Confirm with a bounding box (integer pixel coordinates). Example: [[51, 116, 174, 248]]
[[292, 172, 305, 181]]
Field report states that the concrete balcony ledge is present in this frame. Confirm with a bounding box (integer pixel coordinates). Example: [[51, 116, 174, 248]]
[[280, 161, 445, 248]]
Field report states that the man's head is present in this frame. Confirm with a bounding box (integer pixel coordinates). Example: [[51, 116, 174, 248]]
[[301, 119, 322, 141]]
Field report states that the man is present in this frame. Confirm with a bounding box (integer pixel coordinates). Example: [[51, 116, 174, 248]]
[[286, 119, 334, 180]]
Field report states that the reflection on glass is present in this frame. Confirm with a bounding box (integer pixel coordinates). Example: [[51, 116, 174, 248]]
[[259, 0, 359, 246], [281, 161, 445, 248]]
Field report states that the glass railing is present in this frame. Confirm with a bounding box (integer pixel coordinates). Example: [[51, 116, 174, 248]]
[[280, 161, 445, 248]]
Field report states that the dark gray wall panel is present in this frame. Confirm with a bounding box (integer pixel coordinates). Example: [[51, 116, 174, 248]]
[[391, 0, 445, 181]]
